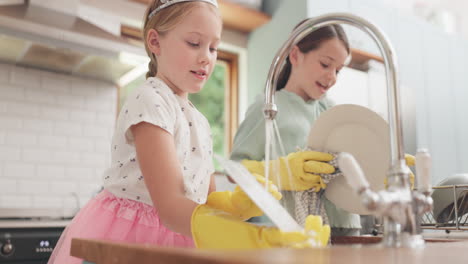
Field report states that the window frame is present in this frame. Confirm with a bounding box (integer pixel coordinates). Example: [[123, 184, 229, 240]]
[[216, 49, 239, 154]]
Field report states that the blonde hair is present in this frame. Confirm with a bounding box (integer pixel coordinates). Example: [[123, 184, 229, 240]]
[[143, 1, 220, 79]]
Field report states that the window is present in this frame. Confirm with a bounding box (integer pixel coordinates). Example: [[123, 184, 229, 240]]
[[189, 51, 238, 169]]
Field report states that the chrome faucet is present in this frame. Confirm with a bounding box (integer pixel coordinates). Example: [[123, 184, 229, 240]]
[[263, 13, 433, 248]]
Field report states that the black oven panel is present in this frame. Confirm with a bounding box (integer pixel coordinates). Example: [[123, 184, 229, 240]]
[[0, 227, 64, 263]]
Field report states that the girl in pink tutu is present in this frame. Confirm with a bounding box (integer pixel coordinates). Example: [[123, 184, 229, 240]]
[[48, 0, 222, 262], [49, 0, 330, 262]]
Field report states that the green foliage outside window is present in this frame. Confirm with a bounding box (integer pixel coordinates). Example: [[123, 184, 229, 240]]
[[189, 64, 226, 170]]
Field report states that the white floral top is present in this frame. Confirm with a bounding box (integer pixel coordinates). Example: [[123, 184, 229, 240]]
[[103, 77, 214, 205]]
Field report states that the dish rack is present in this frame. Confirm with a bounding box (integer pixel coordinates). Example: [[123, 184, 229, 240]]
[[420, 184, 468, 232]]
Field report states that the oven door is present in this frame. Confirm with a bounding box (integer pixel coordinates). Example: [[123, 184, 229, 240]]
[[1, 223, 68, 264]]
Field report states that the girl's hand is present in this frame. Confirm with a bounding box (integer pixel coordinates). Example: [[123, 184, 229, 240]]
[[192, 205, 331, 249], [242, 150, 337, 191], [259, 214, 330, 248]]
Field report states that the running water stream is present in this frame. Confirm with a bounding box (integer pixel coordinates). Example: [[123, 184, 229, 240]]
[[264, 119, 294, 191], [227, 115, 298, 227]]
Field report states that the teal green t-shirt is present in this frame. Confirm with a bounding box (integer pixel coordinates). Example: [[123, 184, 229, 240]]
[[230, 90, 360, 228]]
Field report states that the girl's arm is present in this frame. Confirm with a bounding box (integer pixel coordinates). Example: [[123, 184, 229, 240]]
[[208, 173, 216, 194], [131, 122, 198, 237]]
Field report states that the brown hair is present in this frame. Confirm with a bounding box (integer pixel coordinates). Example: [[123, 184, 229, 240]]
[[276, 22, 350, 90], [142, 1, 220, 79]]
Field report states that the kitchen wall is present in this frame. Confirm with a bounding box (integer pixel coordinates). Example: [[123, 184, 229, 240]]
[[249, 0, 468, 184], [0, 63, 116, 213]]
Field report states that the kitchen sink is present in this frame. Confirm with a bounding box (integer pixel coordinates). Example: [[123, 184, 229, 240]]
[[331, 235, 461, 245]]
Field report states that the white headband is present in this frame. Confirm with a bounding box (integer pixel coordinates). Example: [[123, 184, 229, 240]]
[[148, 0, 218, 19]]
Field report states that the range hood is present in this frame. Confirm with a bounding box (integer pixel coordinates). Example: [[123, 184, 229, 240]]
[[0, 1, 148, 84]]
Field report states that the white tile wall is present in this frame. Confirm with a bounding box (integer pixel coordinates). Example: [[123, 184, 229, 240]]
[[0, 63, 117, 212]]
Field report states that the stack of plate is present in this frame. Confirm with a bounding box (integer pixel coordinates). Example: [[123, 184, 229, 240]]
[[432, 174, 468, 223]]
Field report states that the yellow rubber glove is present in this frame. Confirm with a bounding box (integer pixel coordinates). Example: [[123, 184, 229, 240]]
[[384, 154, 416, 189], [406, 154, 415, 189], [242, 151, 336, 191], [191, 205, 330, 249], [205, 173, 282, 221]]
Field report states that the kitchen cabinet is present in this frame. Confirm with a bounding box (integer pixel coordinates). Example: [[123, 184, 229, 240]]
[[126, 0, 270, 34]]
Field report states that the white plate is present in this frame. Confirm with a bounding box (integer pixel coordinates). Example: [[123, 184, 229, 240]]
[[307, 104, 390, 215], [432, 173, 468, 223]]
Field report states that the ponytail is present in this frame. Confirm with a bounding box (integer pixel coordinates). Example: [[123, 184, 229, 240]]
[[276, 58, 292, 91], [146, 54, 158, 78]]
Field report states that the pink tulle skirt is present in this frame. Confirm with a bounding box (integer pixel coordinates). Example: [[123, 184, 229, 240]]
[[48, 190, 194, 264]]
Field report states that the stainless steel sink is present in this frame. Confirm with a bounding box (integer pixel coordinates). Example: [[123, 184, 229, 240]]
[[331, 236, 460, 245]]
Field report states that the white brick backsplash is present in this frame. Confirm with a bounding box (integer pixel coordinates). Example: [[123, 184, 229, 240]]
[[50, 181, 79, 194], [78, 195, 92, 208], [10, 67, 41, 88], [85, 98, 113, 111], [38, 135, 67, 149], [25, 89, 56, 104], [23, 148, 53, 163], [96, 112, 116, 126], [79, 182, 102, 196], [5, 101, 40, 118], [0, 131, 5, 144], [94, 140, 111, 153], [95, 88, 117, 103], [69, 137, 94, 152], [0, 63, 11, 82], [0, 64, 117, 214], [71, 79, 97, 96], [32, 196, 64, 209], [4, 162, 35, 178], [65, 167, 95, 180], [81, 152, 108, 167], [23, 119, 53, 134], [0, 101, 5, 113], [18, 180, 49, 194], [54, 121, 83, 136], [63, 195, 82, 211], [41, 106, 69, 121], [0, 179, 17, 194], [37, 165, 65, 179], [0, 195, 32, 208], [0, 146, 21, 161], [83, 124, 111, 138], [51, 150, 81, 164], [69, 109, 96, 123], [41, 72, 71, 94], [6, 132, 38, 146], [0, 84, 25, 100], [57, 94, 85, 108], [95, 168, 104, 179], [0, 115, 22, 130]]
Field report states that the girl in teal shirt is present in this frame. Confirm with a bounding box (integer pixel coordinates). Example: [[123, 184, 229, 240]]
[[231, 23, 361, 236]]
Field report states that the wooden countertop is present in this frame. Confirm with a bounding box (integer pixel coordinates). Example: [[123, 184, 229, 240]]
[[71, 237, 468, 264]]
